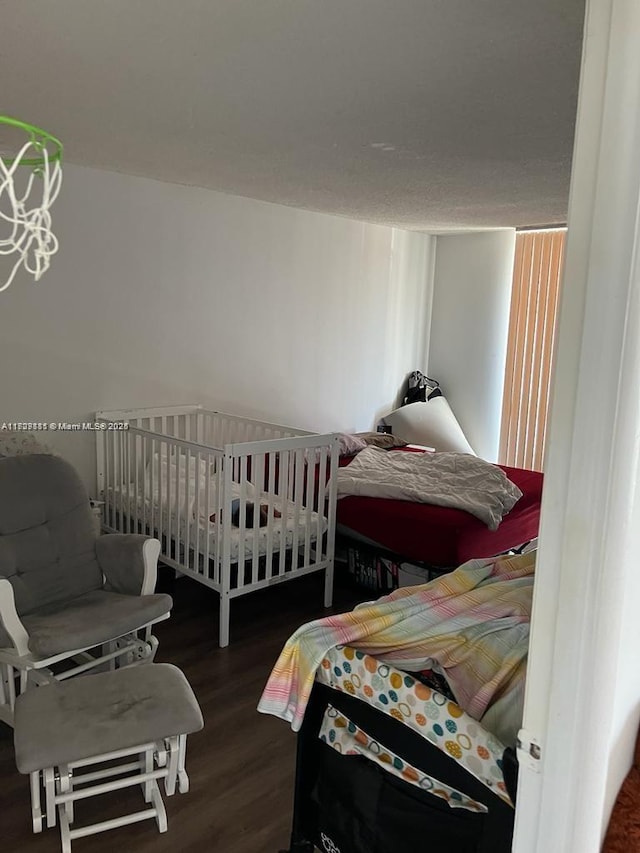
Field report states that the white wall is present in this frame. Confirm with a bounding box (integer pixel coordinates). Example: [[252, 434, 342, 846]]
[[428, 231, 516, 461], [0, 165, 435, 491]]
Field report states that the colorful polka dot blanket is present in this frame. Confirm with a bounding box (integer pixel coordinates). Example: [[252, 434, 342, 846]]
[[317, 649, 511, 806], [319, 704, 490, 811], [258, 551, 534, 747]]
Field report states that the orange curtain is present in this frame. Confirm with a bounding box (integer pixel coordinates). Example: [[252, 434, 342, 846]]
[[499, 229, 565, 472]]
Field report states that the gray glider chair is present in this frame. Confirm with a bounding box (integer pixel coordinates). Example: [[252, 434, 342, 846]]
[[0, 454, 172, 726]]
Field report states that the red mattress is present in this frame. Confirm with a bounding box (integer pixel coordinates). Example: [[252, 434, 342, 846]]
[[336, 458, 543, 567]]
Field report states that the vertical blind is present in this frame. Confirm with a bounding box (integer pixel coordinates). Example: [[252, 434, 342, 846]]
[[499, 229, 566, 472]]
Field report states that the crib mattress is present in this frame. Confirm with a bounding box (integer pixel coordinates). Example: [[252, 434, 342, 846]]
[[107, 487, 327, 563], [336, 464, 542, 567], [316, 645, 511, 805]]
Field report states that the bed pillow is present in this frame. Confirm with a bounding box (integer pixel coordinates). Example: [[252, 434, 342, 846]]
[[354, 431, 408, 450], [337, 433, 368, 456], [382, 398, 476, 455]]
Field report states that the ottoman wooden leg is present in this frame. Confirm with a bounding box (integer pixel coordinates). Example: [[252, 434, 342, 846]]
[[59, 809, 72, 853], [164, 736, 179, 796], [177, 734, 190, 794], [58, 763, 74, 824], [150, 780, 168, 833], [163, 734, 190, 795], [144, 748, 154, 803], [44, 766, 57, 829], [29, 771, 43, 833]]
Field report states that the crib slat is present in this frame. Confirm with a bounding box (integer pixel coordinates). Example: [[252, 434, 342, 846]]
[[316, 447, 328, 565], [132, 433, 139, 535], [290, 449, 304, 572], [104, 431, 112, 529], [154, 439, 161, 554], [145, 438, 149, 538], [175, 451, 182, 565], [184, 448, 191, 571], [213, 461, 222, 584], [220, 450, 234, 644], [265, 451, 276, 572], [126, 432, 131, 534], [141, 434, 147, 536], [121, 430, 127, 533], [288, 450, 296, 503], [252, 454, 265, 585], [278, 450, 290, 577], [166, 443, 173, 561], [136, 434, 143, 536], [117, 430, 124, 533], [236, 456, 248, 587], [202, 453, 211, 579], [148, 438, 155, 537], [113, 433, 119, 530], [110, 435, 120, 530], [304, 446, 315, 567], [194, 451, 201, 574]]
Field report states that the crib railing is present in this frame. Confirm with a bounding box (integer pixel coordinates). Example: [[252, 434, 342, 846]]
[[97, 405, 310, 446]]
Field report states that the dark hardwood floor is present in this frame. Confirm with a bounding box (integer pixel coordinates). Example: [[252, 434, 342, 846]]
[[0, 569, 364, 853]]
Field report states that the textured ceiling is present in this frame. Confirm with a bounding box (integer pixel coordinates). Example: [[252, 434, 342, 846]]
[[1, 0, 585, 230]]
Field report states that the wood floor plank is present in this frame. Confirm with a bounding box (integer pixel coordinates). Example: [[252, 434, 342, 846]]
[[0, 570, 363, 853]]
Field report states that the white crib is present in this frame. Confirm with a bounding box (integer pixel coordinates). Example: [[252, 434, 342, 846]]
[[95, 405, 339, 647]]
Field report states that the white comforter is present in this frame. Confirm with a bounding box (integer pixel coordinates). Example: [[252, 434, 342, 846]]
[[336, 446, 522, 529]]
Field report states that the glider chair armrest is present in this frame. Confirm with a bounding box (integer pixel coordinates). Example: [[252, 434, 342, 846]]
[[96, 535, 161, 596], [0, 578, 30, 657]]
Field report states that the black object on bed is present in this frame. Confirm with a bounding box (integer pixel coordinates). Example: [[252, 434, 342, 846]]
[[279, 682, 515, 853]]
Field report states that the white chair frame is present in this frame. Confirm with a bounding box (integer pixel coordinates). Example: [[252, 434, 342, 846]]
[[0, 539, 167, 727]]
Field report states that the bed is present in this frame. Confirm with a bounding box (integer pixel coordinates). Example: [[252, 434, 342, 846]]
[[95, 405, 339, 647], [335, 445, 543, 576], [260, 551, 532, 852]]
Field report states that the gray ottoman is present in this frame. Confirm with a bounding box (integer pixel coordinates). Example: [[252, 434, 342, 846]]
[[14, 663, 204, 852]]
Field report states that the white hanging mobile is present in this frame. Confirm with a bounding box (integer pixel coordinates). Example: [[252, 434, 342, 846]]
[[0, 116, 63, 293]]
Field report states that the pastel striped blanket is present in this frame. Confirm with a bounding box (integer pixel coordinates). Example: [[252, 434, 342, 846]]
[[257, 551, 535, 746]]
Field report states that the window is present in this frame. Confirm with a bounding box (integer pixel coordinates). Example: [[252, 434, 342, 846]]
[[499, 228, 566, 471]]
